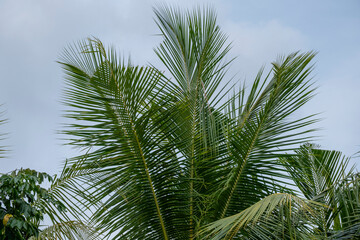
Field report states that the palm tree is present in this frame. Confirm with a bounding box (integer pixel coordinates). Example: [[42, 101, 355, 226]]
[[280, 144, 360, 239], [57, 5, 358, 239]]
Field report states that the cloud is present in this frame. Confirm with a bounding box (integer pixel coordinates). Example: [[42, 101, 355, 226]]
[[0, 0, 358, 175], [307, 52, 360, 157], [221, 19, 308, 79], [0, 0, 162, 174]]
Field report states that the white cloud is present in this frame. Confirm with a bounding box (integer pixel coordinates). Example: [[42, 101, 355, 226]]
[[222, 19, 308, 79], [308, 52, 360, 157], [0, 0, 358, 174]]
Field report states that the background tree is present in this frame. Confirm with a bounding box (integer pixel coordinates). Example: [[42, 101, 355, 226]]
[[0, 167, 104, 240], [0, 168, 65, 239], [280, 144, 360, 239], [0, 111, 100, 240]]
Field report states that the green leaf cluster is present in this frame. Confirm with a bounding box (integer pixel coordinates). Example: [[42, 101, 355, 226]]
[[0, 169, 65, 239]]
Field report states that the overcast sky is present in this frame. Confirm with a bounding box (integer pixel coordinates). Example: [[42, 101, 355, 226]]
[[0, 0, 359, 175]]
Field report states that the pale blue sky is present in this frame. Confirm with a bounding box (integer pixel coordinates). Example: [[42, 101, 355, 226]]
[[0, 0, 359, 174]]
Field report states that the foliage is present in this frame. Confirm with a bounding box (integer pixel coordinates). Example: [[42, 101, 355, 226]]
[[56, 5, 333, 239], [200, 193, 326, 239], [0, 169, 65, 239], [0, 110, 7, 159], [1, 4, 357, 240], [203, 145, 360, 239], [0, 110, 101, 240], [280, 144, 360, 239], [36, 159, 103, 240], [28, 220, 100, 240]]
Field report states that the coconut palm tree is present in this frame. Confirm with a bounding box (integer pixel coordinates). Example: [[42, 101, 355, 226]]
[[280, 144, 360, 239], [56, 5, 358, 239]]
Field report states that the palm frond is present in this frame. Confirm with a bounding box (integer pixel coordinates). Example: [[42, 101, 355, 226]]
[[153, 6, 234, 237], [213, 52, 318, 220], [200, 193, 326, 239], [280, 145, 359, 237], [0, 107, 8, 158], [29, 221, 101, 240], [330, 173, 360, 238], [39, 158, 96, 223], [280, 144, 352, 200], [154, 5, 232, 103], [59, 38, 186, 239]]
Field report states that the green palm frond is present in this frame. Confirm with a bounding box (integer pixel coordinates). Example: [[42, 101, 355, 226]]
[[330, 173, 360, 239], [212, 52, 318, 220], [29, 221, 101, 240], [153, 5, 235, 238], [200, 193, 326, 239], [330, 222, 360, 240], [280, 144, 352, 200], [154, 5, 232, 103], [39, 158, 96, 223], [280, 144, 359, 237], [59, 38, 186, 239], [27, 158, 101, 239]]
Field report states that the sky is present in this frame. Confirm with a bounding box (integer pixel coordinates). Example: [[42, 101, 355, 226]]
[[0, 0, 359, 175]]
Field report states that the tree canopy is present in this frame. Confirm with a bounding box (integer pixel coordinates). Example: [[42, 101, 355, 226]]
[[55, 5, 359, 239], [0, 5, 359, 240], [0, 169, 65, 239]]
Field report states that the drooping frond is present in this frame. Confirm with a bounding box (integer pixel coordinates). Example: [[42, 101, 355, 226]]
[[39, 158, 96, 224], [200, 193, 326, 239], [32, 221, 101, 240], [59, 38, 185, 239]]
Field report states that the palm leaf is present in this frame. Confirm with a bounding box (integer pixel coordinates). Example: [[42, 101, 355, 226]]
[[280, 144, 352, 200], [212, 52, 318, 220], [29, 221, 101, 240], [0, 107, 8, 158], [200, 193, 326, 239], [280, 145, 353, 233], [59, 38, 185, 239], [280, 144, 359, 237], [330, 173, 360, 239], [153, 5, 234, 237]]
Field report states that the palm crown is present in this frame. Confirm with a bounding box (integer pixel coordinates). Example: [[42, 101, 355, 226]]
[[55, 5, 359, 240]]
